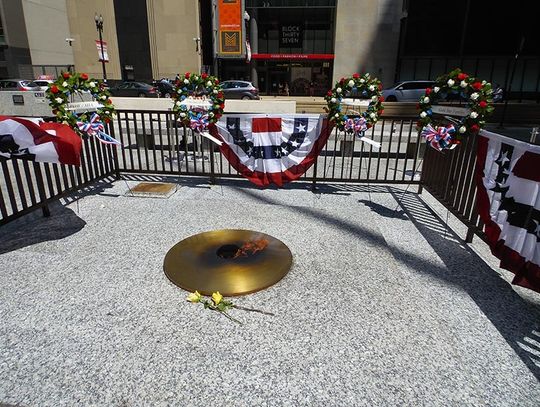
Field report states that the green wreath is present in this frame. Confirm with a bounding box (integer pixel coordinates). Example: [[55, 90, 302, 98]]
[[46, 71, 115, 135], [325, 73, 384, 133], [171, 72, 224, 128], [417, 68, 494, 141]]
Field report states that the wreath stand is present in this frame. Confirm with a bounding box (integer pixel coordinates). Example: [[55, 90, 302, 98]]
[[169, 73, 224, 182], [394, 69, 495, 239], [169, 98, 222, 180], [45, 71, 120, 203], [323, 73, 385, 200]]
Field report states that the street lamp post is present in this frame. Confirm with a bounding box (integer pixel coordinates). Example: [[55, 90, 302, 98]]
[[244, 11, 251, 81], [94, 14, 107, 83]]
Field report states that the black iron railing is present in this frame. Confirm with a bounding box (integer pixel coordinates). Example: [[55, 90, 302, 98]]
[[0, 134, 117, 226], [1, 109, 491, 246], [420, 132, 485, 243], [112, 110, 424, 185]]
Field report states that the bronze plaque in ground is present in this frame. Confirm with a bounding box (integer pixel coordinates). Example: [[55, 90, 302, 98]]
[[163, 229, 293, 296], [127, 182, 177, 198]]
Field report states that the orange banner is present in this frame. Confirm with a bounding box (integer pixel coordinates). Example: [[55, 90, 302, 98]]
[[218, 0, 243, 56]]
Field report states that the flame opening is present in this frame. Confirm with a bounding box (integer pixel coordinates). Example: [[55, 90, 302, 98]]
[[233, 239, 269, 258]]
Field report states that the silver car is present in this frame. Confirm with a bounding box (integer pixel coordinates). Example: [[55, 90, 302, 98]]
[[221, 80, 260, 100], [0, 79, 39, 91], [29, 79, 54, 91], [382, 80, 434, 102]]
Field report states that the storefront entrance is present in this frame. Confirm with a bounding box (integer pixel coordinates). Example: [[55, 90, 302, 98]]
[[255, 59, 333, 96]]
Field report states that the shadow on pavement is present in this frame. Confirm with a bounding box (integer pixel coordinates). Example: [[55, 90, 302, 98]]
[[234, 185, 540, 381], [392, 188, 540, 382], [0, 202, 86, 255], [358, 198, 409, 219]]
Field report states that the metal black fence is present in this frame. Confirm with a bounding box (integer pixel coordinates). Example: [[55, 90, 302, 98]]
[[421, 131, 484, 243], [112, 110, 424, 185], [1, 111, 426, 226], [1, 109, 490, 246], [0, 134, 117, 226]]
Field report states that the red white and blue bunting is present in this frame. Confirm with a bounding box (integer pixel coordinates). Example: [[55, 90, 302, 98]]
[[476, 130, 540, 293], [0, 116, 82, 165], [212, 114, 333, 187]]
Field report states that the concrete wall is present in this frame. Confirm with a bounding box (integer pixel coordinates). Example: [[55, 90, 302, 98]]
[[66, 0, 122, 80], [147, 0, 201, 79], [66, 0, 200, 81], [0, 0, 32, 77], [21, 0, 74, 66], [111, 97, 296, 113], [334, 0, 401, 88]]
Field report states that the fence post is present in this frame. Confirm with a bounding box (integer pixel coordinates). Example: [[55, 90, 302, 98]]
[[311, 158, 318, 192], [209, 140, 216, 185], [112, 145, 121, 180], [107, 122, 121, 180], [465, 227, 475, 243], [33, 163, 50, 217], [417, 137, 424, 194]]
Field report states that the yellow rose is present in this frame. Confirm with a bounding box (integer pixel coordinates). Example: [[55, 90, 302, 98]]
[[187, 290, 202, 303], [211, 291, 223, 305]]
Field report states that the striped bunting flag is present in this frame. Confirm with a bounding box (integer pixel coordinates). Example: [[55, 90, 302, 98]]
[[212, 114, 333, 187], [476, 129, 540, 292]]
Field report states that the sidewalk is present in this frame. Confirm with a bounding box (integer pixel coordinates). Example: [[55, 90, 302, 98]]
[[1, 178, 539, 406]]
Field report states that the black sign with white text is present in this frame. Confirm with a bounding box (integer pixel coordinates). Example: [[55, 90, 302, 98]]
[[280, 24, 303, 47]]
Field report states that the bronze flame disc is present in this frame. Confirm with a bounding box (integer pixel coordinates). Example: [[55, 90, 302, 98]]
[[163, 229, 293, 296]]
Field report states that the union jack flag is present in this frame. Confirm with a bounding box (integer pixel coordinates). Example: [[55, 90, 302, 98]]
[[212, 114, 332, 187]]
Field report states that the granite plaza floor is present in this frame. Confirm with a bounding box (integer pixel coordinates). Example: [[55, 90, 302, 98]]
[[1, 177, 539, 406]]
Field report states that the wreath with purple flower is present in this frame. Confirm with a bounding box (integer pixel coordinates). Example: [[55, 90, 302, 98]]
[[325, 72, 385, 136], [417, 68, 494, 151], [171, 72, 224, 131]]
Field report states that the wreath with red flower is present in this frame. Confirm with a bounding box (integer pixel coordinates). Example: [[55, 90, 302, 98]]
[[417, 68, 494, 150], [171, 72, 224, 129], [325, 73, 384, 134], [45, 71, 115, 135]]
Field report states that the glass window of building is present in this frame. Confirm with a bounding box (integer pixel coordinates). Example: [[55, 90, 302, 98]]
[[221, 0, 337, 96]]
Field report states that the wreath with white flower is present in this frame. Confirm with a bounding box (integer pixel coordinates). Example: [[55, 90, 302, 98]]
[[417, 68, 494, 150], [46, 71, 115, 135], [171, 72, 224, 129], [325, 72, 384, 134]]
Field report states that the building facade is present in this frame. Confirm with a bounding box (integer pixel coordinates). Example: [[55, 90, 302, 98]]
[[2, 0, 538, 100], [218, 0, 401, 96], [66, 0, 202, 83], [65, 0, 402, 94], [0, 0, 74, 79], [396, 0, 540, 100]]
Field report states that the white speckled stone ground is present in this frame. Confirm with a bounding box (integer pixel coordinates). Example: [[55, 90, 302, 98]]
[[1, 178, 539, 407]]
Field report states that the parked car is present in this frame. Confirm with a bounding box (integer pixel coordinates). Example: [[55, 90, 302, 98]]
[[492, 84, 504, 102], [220, 80, 260, 100], [154, 79, 174, 98], [28, 79, 54, 91], [0, 79, 40, 91], [109, 81, 158, 97], [382, 81, 435, 102]]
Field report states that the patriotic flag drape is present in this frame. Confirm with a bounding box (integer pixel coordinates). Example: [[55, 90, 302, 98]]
[[475, 130, 540, 292], [212, 114, 333, 187], [0, 116, 82, 166]]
